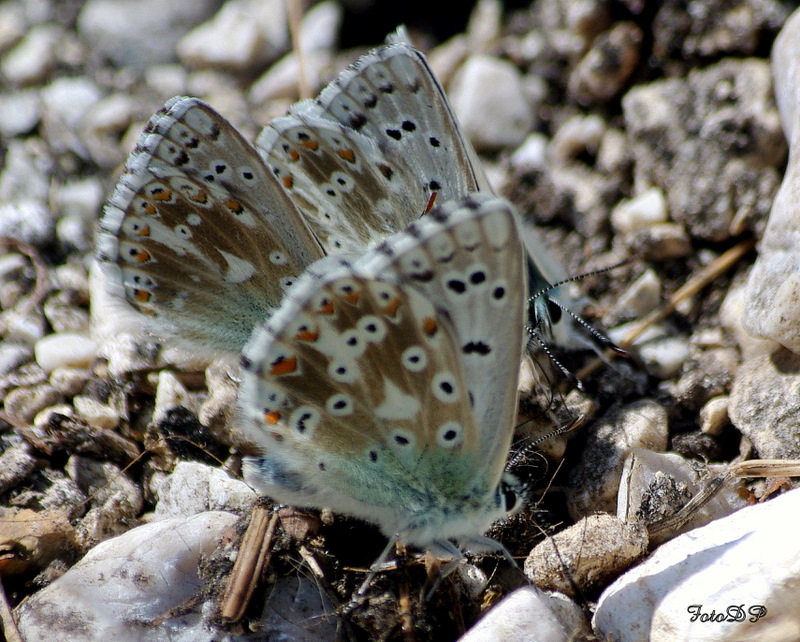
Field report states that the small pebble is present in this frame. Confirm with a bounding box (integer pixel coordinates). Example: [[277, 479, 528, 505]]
[[450, 54, 535, 152], [611, 188, 668, 234], [34, 333, 98, 372]]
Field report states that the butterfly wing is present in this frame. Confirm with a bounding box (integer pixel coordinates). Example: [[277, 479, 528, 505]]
[[239, 194, 525, 545], [239, 259, 483, 542], [359, 193, 527, 482], [97, 97, 325, 353], [317, 41, 492, 200], [255, 101, 428, 256], [255, 41, 492, 258]]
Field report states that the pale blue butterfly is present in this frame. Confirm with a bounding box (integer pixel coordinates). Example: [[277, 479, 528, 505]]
[[237, 193, 527, 562]]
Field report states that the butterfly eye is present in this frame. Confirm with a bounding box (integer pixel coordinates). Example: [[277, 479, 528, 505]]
[[431, 372, 459, 403], [546, 298, 563, 324]]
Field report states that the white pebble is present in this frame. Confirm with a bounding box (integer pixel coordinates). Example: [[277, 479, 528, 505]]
[[34, 333, 98, 372], [15, 512, 239, 642], [154, 461, 257, 519], [611, 187, 668, 234], [460, 586, 590, 641], [510, 133, 549, 171], [450, 55, 535, 152], [608, 268, 662, 320], [177, 0, 288, 72], [0, 24, 60, 85], [699, 396, 730, 435], [73, 396, 119, 430], [0, 90, 41, 137], [549, 114, 606, 162], [595, 487, 800, 641]]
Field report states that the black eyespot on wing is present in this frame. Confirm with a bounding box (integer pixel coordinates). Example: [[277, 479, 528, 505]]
[[470, 271, 486, 285], [447, 279, 467, 294], [463, 341, 491, 355]]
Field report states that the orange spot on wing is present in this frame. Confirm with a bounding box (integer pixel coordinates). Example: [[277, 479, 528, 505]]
[[282, 175, 293, 189], [336, 148, 356, 163], [134, 290, 151, 303], [423, 317, 438, 336], [143, 204, 156, 215], [383, 297, 401, 316], [135, 250, 151, 263], [344, 291, 360, 304], [264, 411, 281, 424], [190, 191, 209, 204], [269, 355, 297, 376], [151, 188, 172, 201], [225, 198, 243, 214], [295, 329, 319, 341], [319, 299, 335, 315], [138, 225, 150, 236], [288, 149, 300, 162], [300, 139, 319, 151]]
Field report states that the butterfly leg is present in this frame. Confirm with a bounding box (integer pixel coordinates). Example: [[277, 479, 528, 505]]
[[342, 533, 400, 615]]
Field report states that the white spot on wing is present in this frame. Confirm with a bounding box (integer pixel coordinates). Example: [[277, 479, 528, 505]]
[[218, 250, 255, 283], [375, 378, 420, 420]]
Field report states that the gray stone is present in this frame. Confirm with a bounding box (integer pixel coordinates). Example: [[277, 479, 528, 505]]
[[622, 59, 784, 242], [77, 0, 219, 68]]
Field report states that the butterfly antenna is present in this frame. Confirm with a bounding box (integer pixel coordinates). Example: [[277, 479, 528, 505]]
[[507, 414, 586, 470], [527, 255, 637, 357], [550, 299, 629, 357], [526, 325, 584, 391]]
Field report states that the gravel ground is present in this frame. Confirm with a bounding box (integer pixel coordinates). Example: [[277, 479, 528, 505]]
[[0, 0, 796, 640]]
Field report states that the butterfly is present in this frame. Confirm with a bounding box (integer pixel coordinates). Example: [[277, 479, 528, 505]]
[[96, 33, 582, 357], [237, 192, 527, 561]]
